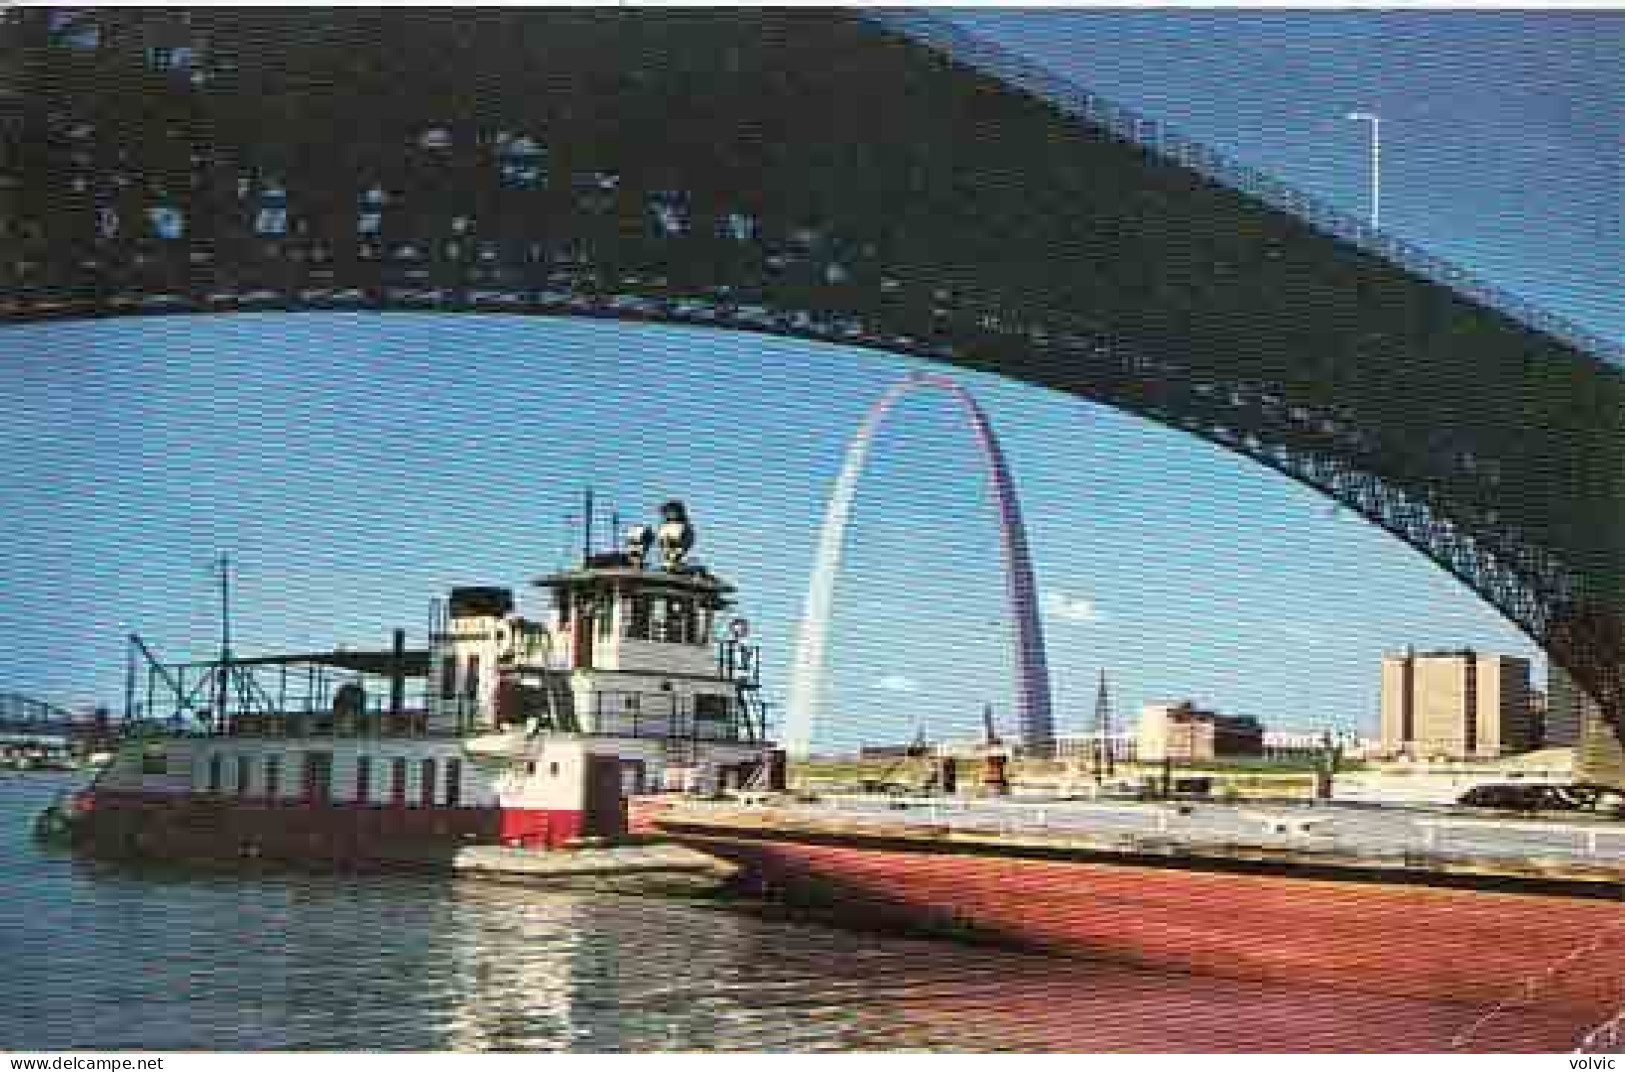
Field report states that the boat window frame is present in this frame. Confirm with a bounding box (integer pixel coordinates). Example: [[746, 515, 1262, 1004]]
[[419, 757, 437, 808], [355, 754, 372, 805], [444, 757, 462, 807], [390, 757, 407, 805], [264, 754, 282, 801]]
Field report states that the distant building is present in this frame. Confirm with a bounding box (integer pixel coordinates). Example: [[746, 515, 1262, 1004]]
[[858, 742, 926, 760], [1262, 730, 1324, 760], [1261, 730, 1375, 762], [1052, 732, 1137, 765], [1378, 647, 1534, 760], [1135, 702, 1263, 764]]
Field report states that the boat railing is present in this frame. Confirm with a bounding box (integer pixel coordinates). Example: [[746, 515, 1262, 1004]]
[[223, 708, 436, 738], [806, 797, 1625, 865]]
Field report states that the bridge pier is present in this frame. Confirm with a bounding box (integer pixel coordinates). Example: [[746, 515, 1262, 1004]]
[[1578, 706, 1625, 789]]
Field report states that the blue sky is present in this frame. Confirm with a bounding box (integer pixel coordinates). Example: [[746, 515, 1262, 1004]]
[[1, 12, 1619, 751], [952, 9, 1625, 344]]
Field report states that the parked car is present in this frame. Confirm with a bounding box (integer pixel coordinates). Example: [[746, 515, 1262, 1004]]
[[1457, 782, 1625, 815]]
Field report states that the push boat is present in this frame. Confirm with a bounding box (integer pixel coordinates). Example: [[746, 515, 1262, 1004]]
[[69, 500, 785, 866]]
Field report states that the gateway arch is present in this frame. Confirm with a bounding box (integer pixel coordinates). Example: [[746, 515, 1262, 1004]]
[[783, 371, 1052, 759]]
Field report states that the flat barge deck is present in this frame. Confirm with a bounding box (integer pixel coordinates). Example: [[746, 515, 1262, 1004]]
[[645, 798, 1625, 1052]]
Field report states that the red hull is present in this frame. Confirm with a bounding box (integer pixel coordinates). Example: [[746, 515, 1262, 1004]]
[[72, 790, 584, 864], [651, 812, 1625, 1051]]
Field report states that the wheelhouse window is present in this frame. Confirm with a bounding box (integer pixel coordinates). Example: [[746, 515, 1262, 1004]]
[[651, 596, 673, 642], [694, 694, 730, 722], [631, 594, 696, 644], [624, 593, 647, 639]]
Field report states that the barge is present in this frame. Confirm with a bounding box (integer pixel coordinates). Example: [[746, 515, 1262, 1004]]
[[645, 800, 1625, 1051]]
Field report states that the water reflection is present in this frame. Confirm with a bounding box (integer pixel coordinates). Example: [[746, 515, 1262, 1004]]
[[0, 774, 1591, 1052], [4, 772, 1016, 1051]]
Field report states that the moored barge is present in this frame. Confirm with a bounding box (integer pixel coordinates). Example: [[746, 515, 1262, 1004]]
[[645, 801, 1625, 1050]]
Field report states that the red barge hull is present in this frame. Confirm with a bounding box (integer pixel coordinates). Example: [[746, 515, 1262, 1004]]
[[648, 807, 1625, 1051], [71, 789, 585, 866]]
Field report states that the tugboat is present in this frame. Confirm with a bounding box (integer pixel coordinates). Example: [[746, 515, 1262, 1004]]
[[69, 499, 784, 866]]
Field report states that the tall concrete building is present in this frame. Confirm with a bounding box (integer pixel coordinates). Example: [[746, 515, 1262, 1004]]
[[1379, 648, 1534, 760]]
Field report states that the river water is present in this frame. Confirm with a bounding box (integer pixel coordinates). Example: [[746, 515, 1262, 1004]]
[[0, 772, 1577, 1052]]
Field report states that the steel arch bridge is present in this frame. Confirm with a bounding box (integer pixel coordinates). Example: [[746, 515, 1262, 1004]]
[[3, 10, 1622, 754], [0, 691, 103, 741], [785, 371, 1053, 758]]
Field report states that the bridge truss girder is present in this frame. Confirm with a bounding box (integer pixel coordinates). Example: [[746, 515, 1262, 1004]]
[[2, 8, 1621, 741]]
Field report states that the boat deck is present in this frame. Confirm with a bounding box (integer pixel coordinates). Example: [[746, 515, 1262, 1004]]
[[657, 795, 1625, 890]]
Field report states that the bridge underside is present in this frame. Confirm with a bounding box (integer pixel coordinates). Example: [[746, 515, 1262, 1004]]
[[3, 10, 1622, 747]]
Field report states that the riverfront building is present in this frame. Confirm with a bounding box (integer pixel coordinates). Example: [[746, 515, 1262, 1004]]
[[1260, 730, 1374, 761], [1135, 702, 1263, 764], [1052, 732, 1137, 765], [1378, 648, 1534, 760]]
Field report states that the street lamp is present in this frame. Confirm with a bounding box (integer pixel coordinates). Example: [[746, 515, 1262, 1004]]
[[1346, 110, 1381, 231]]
